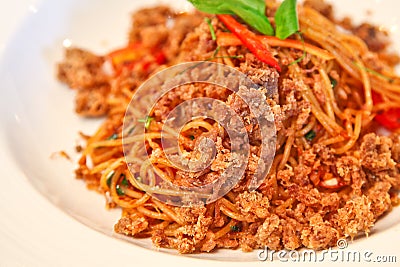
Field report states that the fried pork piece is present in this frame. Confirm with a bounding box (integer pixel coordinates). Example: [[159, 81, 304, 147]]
[[236, 191, 270, 219], [238, 53, 279, 99], [150, 206, 214, 253], [361, 133, 396, 172], [57, 48, 110, 116], [114, 212, 149, 236], [175, 214, 213, 253], [57, 48, 107, 89], [336, 195, 375, 238], [353, 23, 390, 52], [255, 214, 282, 250], [178, 16, 219, 62], [129, 6, 171, 47], [367, 181, 392, 219], [361, 133, 400, 189], [129, 6, 204, 61], [74, 84, 110, 117], [301, 214, 338, 249]]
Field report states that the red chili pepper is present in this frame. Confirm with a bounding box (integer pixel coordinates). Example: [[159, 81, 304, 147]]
[[108, 43, 143, 68], [372, 91, 400, 130], [216, 14, 281, 72], [154, 50, 167, 65], [107, 43, 166, 76]]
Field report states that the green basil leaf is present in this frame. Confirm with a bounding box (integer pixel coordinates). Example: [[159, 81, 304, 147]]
[[230, 225, 241, 232], [188, 0, 232, 14], [329, 76, 338, 88], [188, 0, 274, 35], [230, 5, 274, 35], [305, 130, 316, 141], [138, 116, 154, 129], [107, 133, 118, 140], [274, 0, 299, 40], [120, 175, 129, 186], [116, 185, 125, 196]]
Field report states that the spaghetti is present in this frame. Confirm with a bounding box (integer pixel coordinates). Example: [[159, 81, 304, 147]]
[[57, 0, 400, 253]]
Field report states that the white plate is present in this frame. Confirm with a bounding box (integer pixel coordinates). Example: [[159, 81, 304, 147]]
[[0, 0, 399, 266]]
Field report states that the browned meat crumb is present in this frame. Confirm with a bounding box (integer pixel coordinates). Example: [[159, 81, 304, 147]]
[[151, 210, 213, 254], [361, 133, 396, 172], [301, 214, 338, 249], [367, 181, 392, 218], [391, 133, 400, 162], [353, 23, 390, 52], [130, 6, 204, 61], [57, 48, 107, 89], [153, 83, 230, 121], [215, 237, 239, 249], [236, 191, 270, 219], [337, 196, 375, 238], [336, 156, 364, 189], [281, 218, 302, 250], [200, 231, 217, 252], [129, 6, 173, 43], [114, 212, 149, 236], [238, 53, 279, 99], [175, 206, 207, 224], [256, 214, 282, 250], [175, 214, 213, 250], [178, 16, 218, 62], [75, 84, 110, 116]]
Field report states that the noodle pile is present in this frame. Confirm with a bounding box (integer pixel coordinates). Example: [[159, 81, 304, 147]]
[[57, 0, 400, 253]]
